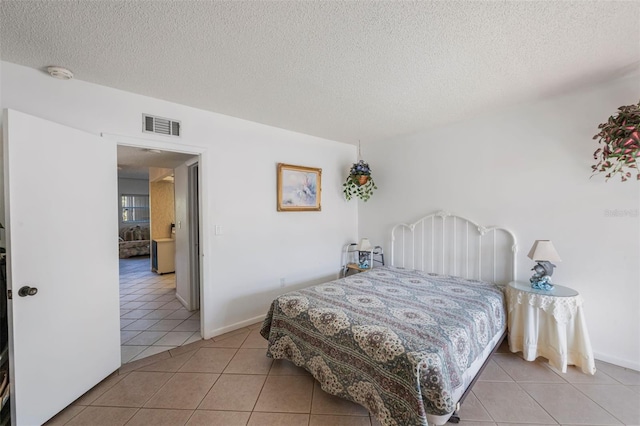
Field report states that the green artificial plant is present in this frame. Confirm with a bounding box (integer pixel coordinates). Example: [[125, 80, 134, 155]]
[[343, 160, 377, 201]]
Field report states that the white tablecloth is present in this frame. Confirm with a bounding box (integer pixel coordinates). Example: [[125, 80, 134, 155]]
[[506, 283, 596, 375]]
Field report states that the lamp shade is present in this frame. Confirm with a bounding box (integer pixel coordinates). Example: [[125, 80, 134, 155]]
[[358, 238, 372, 251], [527, 240, 561, 262]]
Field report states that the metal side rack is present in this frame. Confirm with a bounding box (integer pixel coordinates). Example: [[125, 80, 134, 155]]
[[341, 243, 384, 277]]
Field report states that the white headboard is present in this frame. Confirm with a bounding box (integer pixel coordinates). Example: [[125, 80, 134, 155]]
[[390, 211, 518, 284]]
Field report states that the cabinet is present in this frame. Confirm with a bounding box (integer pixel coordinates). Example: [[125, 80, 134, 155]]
[[152, 238, 175, 274]]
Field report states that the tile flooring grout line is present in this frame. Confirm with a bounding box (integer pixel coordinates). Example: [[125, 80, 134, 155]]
[[58, 404, 87, 426], [515, 380, 562, 425], [248, 373, 270, 416], [176, 406, 200, 426], [118, 257, 200, 363], [567, 380, 629, 425], [307, 373, 315, 426], [191, 367, 224, 413], [120, 406, 143, 426], [196, 331, 260, 418], [469, 388, 497, 425]]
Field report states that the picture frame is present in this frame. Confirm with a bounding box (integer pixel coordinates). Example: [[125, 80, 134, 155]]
[[358, 250, 372, 269], [277, 163, 322, 211]]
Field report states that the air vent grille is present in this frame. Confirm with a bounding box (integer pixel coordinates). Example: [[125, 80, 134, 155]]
[[142, 114, 181, 137]]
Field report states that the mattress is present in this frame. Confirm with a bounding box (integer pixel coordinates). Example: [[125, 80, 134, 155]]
[[260, 266, 507, 426]]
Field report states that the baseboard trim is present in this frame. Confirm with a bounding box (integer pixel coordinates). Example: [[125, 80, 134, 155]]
[[175, 292, 190, 311], [203, 315, 265, 340], [593, 351, 640, 372]]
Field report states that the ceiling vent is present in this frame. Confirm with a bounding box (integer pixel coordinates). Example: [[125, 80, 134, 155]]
[[143, 114, 181, 137]]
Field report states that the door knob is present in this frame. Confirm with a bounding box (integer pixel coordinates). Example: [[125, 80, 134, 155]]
[[18, 286, 38, 297]]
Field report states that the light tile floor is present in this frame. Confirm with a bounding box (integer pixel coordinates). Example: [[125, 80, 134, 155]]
[[119, 256, 201, 363], [47, 328, 640, 426]]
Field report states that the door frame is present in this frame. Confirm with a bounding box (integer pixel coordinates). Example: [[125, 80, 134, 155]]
[[187, 160, 201, 311], [104, 133, 209, 339]]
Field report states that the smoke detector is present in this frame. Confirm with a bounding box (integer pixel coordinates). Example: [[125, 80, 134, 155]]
[[47, 66, 74, 80]]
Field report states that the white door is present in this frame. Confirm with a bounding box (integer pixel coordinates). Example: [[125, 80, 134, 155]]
[[3, 109, 121, 425]]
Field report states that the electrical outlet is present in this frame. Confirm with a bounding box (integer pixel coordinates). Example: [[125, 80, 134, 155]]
[[215, 225, 224, 235], [280, 278, 285, 288]]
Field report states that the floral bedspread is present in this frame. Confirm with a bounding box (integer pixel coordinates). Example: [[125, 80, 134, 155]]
[[260, 266, 506, 426]]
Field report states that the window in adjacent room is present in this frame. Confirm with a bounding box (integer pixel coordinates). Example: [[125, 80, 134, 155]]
[[121, 194, 150, 223]]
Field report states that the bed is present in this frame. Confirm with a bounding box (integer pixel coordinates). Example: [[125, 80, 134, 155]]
[[260, 211, 517, 425]]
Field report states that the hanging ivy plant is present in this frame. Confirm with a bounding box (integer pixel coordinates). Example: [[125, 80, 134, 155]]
[[343, 160, 377, 201], [591, 101, 640, 182]]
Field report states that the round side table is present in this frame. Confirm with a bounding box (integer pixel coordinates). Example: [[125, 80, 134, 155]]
[[506, 281, 596, 374]]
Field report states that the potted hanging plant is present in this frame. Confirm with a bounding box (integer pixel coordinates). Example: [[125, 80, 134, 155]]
[[343, 160, 377, 201], [591, 101, 640, 182]]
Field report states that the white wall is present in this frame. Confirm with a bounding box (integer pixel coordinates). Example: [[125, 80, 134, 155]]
[[1, 62, 358, 338], [148, 168, 172, 182], [359, 72, 640, 370], [6, 60, 636, 370], [118, 177, 149, 195]]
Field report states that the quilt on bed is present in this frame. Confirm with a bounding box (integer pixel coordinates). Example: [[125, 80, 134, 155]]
[[260, 266, 506, 426]]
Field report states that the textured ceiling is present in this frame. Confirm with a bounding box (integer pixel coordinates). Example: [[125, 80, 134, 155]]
[[1, 1, 639, 144], [117, 146, 195, 179]]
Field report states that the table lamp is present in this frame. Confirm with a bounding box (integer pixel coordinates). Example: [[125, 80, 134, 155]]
[[527, 240, 561, 290], [358, 238, 373, 269]]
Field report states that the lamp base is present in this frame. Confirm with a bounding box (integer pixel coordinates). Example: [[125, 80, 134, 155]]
[[530, 275, 554, 291]]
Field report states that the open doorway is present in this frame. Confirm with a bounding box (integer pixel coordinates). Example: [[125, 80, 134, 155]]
[[116, 145, 202, 363]]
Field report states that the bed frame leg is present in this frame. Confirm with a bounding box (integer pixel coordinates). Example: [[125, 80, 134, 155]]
[[447, 402, 461, 423]]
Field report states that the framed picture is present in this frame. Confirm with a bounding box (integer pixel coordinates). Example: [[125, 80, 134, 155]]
[[277, 163, 321, 211], [358, 250, 372, 269]]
